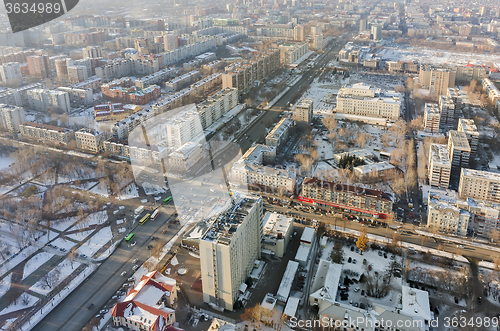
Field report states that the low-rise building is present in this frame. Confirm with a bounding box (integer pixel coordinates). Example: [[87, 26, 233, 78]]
[[94, 103, 127, 122], [261, 212, 294, 258], [111, 271, 178, 331], [427, 190, 470, 236], [167, 142, 205, 174], [75, 128, 107, 152], [265, 116, 293, 150], [428, 143, 451, 189], [299, 177, 393, 219], [0, 104, 25, 131], [423, 103, 440, 133], [19, 122, 74, 145]]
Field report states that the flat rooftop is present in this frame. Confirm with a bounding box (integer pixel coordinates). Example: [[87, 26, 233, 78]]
[[461, 168, 500, 181], [429, 143, 450, 166], [448, 130, 471, 151]]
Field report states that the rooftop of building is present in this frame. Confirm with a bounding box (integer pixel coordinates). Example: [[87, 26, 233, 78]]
[[76, 128, 104, 136], [458, 118, 478, 135], [461, 168, 500, 181], [240, 144, 275, 165], [448, 130, 471, 151], [424, 103, 440, 114], [20, 121, 73, 133], [266, 116, 292, 140], [429, 143, 451, 166], [302, 177, 392, 202], [310, 259, 342, 305], [201, 196, 260, 245], [262, 212, 293, 239], [353, 161, 395, 174]]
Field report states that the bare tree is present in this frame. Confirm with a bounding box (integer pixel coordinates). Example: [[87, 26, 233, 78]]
[[41, 268, 61, 289]]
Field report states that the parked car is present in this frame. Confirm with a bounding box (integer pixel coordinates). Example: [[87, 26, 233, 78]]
[[120, 271, 127, 276], [132, 265, 140, 271], [127, 277, 135, 282], [133, 258, 139, 264]]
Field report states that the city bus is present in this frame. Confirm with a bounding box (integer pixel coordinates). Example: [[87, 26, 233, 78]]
[[151, 209, 160, 220], [163, 196, 172, 204], [125, 233, 135, 242], [139, 213, 151, 225]]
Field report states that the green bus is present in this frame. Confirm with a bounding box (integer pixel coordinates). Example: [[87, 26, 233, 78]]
[[139, 213, 151, 225], [125, 233, 135, 242], [163, 196, 172, 204]]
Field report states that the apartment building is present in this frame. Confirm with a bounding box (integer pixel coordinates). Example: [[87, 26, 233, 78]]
[[82, 46, 103, 59], [27, 89, 71, 113], [447, 130, 471, 169], [19, 122, 74, 145], [111, 271, 177, 331], [294, 99, 313, 123], [134, 67, 177, 89], [279, 42, 309, 66], [427, 191, 470, 236], [57, 87, 93, 106], [164, 70, 200, 92], [75, 128, 107, 152], [196, 87, 238, 128], [191, 73, 222, 95], [428, 143, 451, 189], [167, 142, 205, 174], [386, 61, 419, 74], [0, 83, 44, 107], [68, 65, 89, 83], [94, 103, 127, 122], [336, 83, 401, 120], [200, 196, 263, 311], [221, 49, 280, 94], [439, 95, 455, 128], [458, 168, 500, 203], [0, 62, 22, 85], [457, 118, 479, 156], [457, 198, 500, 236], [483, 78, 500, 104], [102, 78, 161, 105], [265, 116, 293, 150], [71, 76, 102, 91], [294, 25, 304, 41], [447, 87, 471, 111], [0, 104, 25, 131], [419, 65, 456, 96], [423, 103, 440, 133], [299, 177, 393, 219], [164, 105, 204, 149], [27, 55, 49, 79]]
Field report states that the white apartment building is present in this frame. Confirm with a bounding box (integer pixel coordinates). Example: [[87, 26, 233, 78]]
[[447, 130, 471, 169], [196, 87, 238, 128], [265, 116, 293, 150], [427, 191, 469, 236], [457, 118, 479, 155], [167, 141, 205, 174], [164, 70, 200, 92], [200, 196, 263, 311], [191, 73, 222, 95], [483, 78, 500, 104], [57, 87, 93, 106], [27, 89, 71, 113], [75, 128, 107, 152], [459, 168, 500, 203], [312, 34, 324, 51], [423, 103, 440, 133], [0, 62, 22, 85], [0, 83, 44, 107], [19, 122, 74, 145], [262, 212, 294, 258], [68, 65, 89, 83], [279, 42, 309, 66], [165, 105, 204, 149], [336, 83, 401, 120], [457, 198, 500, 236], [438, 95, 455, 128], [428, 143, 451, 189], [134, 67, 177, 89], [294, 99, 313, 123], [0, 104, 25, 131], [419, 65, 456, 96]]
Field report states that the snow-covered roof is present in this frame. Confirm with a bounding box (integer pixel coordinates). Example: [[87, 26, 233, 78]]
[[401, 285, 432, 328], [294, 245, 310, 263], [283, 297, 300, 317], [300, 227, 315, 244], [310, 260, 341, 306], [276, 261, 299, 302], [262, 212, 293, 239]]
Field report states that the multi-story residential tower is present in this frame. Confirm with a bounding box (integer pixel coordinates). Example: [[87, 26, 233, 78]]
[[438, 95, 455, 128], [459, 168, 500, 203], [200, 196, 263, 311], [457, 118, 479, 156], [294, 99, 313, 123], [0, 104, 25, 131], [428, 143, 451, 189], [423, 103, 440, 133], [27, 55, 49, 79], [0, 62, 22, 85], [447, 130, 471, 169]]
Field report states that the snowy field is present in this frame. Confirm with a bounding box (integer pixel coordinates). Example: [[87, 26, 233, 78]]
[[50, 216, 78, 232], [22, 252, 54, 280], [0, 293, 39, 315], [30, 259, 81, 295], [66, 229, 94, 242], [0, 273, 12, 298], [76, 226, 112, 257], [379, 45, 500, 67], [49, 237, 76, 252], [117, 183, 139, 200], [0, 156, 14, 171]]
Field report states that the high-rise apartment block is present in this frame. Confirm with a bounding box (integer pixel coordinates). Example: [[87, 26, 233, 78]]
[[423, 103, 440, 133], [419, 65, 456, 96], [0, 104, 25, 131], [294, 25, 304, 41], [428, 143, 451, 189], [27, 89, 71, 113], [279, 42, 309, 66], [459, 168, 500, 203], [82, 46, 103, 59], [438, 95, 455, 128], [447, 130, 471, 169], [27, 55, 50, 79], [200, 196, 263, 311], [457, 118, 479, 156], [0, 62, 22, 85], [371, 25, 382, 40], [294, 99, 313, 123]]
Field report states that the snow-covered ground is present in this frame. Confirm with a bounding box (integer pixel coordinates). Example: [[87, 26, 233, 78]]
[[50, 216, 78, 232], [0, 273, 12, 298], [0, 245, 39, 276], [30, 259, 82, 295], [76, 226, 112, 257], [117, 183, 139, 200], [90, 183, 110, 198], [66, 229, 94, 242], [0, 293, 39, 315], [0, 156, 14, 171], [22, 252, 54, 280], [49, 237, 77, 252]]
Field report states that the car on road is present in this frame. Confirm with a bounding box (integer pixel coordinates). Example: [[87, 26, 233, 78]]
[[133, 258, 139, 264], [457, 244, 464, 248], [80, 254, 87, 258], [127, 277, 135, 282], [59, 247, 66, 252], [87, 303, 94, 310], [130, 241, 136, 247], [111, 295, 120, 300], [120, 271, 127, 276], [100, 309, 108, 314], [132, 265, 140, 271]]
